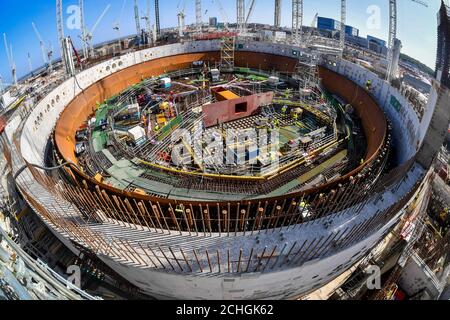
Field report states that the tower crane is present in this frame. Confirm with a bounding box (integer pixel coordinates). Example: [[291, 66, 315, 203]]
[[340, 0, 346, 57], [237, 0, 245, 33], [79, 0, 88, 59], [141, 0, 153, 44], [113, 0, 128, 50], [134, 0, 142, 44], [81, 4, 111, 59], [3, 34, 17, 87], [386, 0, 428, 82], [304, 13, 318, 44], [245, 0, 257, 25], [0, 75, 5, 96], [177, 0, 187, 38], [196, 0, 203, 34], [292, 0, 303, 45], [32, 22, 53, 72], [27, 53, 33, 74], [274, 0, 282, 28], [56, 0, 71, 74], [214, 0, 229, 30]]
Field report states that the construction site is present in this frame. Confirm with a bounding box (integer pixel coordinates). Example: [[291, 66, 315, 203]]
[[0, 0, 449, 301]]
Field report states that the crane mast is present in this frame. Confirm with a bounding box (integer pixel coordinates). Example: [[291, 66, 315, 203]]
[[27, 53, 33, 74], [245, 0, 257, 25], [3, 33, 17, 86], [196, 0, 202, 34], [340, 0, 346, 57], [56, 0, 67, 74], [237, 0, 245, 33], [292, 0, 303, 45], [32, 22, 53, 72], [215, 0, 229, 30], [134, 0, 142, 43], [146, 0, 152, 43], [274, 0, 282, 28], [155, 0, 161, 38], [79, 0, 88, 59]]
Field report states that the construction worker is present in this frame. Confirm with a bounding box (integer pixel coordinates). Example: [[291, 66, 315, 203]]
[[292, 112, 299, 122], [273, 118, 280, 128], [366, 79, 372, 91], [284, 89, 291, 99], [281, 105, 288, 118]]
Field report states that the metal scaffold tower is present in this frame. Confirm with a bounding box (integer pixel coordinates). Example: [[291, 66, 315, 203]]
[[292, 0, 303, 45], [274, 0, 282, 28], [295, 55, 320, 94], [340, 0, 346, 57], [220, 36, 236, 71]]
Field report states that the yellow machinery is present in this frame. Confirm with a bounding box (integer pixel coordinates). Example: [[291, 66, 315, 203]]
[[94, 173, 104, 183]]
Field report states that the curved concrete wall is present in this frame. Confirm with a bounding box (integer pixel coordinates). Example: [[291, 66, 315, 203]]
[[320, 67, 387, 163], [324, 59, 423, 164], [15, 40, 429, 300], [47, 50, 387, 205], [21, 40, 419, 168]]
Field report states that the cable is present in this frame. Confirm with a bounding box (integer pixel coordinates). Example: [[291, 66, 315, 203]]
[[13, 161, 77, 181]]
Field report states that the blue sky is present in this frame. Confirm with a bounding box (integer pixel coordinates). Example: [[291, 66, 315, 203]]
[[0, 0, 441, 84]]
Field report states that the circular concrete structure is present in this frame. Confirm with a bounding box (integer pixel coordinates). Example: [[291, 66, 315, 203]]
[[13, 40, 428, 299]]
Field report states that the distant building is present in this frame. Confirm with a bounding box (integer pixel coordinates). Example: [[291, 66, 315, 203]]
[[317, 17, 341, 31], [403, 74, 432, 95], [345, 25, 359, 37], [209, 17, 218, 28], [367, 35, 388, 55], [346, 35, 368, 48]]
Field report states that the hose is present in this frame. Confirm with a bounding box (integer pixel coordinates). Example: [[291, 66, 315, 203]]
[[13, 162, 77, 181]]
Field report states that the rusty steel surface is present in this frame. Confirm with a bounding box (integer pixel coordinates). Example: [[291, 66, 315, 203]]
[[52, 51, 388, 206]]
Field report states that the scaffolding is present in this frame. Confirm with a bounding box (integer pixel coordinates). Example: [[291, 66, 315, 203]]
[[220, 36, 236, 72], [294, 55, 321, 104]]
